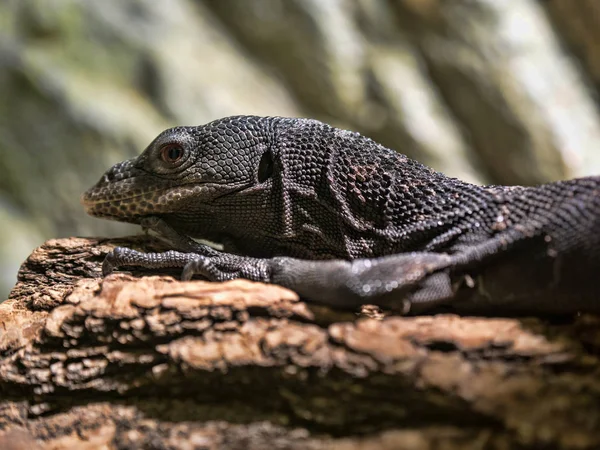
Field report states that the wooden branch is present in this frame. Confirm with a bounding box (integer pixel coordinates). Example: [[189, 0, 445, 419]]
[[1, 237, 599, 448]]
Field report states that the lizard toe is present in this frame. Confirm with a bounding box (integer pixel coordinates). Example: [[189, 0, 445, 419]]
[[182, 256, 216, 281]]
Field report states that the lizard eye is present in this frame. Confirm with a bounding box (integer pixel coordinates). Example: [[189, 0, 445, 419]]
[[160, 143, 184, 164], [257, 151, 274, 183]]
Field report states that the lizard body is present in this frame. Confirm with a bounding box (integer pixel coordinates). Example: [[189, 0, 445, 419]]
[[82, 116, 600, 314]]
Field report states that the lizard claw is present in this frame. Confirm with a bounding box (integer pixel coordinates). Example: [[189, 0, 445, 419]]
[[181, 256, 222, 281], [182, 256, 206, 281]]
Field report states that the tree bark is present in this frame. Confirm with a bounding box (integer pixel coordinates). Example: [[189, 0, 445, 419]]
[[1, 237, 599, 449]]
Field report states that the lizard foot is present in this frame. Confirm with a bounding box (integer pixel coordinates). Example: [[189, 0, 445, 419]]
[[102, 247, 199, 276], [102, 246, 271, 283]]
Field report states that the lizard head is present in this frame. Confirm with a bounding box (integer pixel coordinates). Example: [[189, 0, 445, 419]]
[[81, 115, 277, 224]]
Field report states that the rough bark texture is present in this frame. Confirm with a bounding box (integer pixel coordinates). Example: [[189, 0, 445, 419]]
[[1, 237, 600, 448]]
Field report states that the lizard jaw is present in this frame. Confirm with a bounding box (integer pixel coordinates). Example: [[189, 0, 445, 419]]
[[81, 183, 210, 222], [82, 178, 255, 223]]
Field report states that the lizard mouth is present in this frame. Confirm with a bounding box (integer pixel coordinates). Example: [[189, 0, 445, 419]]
[[81, 178, 212, 220], [81, 179, 252, 222]]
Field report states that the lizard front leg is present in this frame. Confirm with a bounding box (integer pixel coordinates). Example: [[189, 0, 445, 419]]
[[102, 240, 456, 314], [103, 215, 273, 281], [103, 215, 238, 276]]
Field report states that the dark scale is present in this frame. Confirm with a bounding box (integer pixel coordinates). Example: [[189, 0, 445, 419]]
[[83, 115, 600, 315]]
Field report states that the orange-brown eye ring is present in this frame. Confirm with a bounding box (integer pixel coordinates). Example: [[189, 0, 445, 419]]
[[160, 143, 184, 163]]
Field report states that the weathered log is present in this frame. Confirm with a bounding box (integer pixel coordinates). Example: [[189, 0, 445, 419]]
[[1, 237, 599, 449]]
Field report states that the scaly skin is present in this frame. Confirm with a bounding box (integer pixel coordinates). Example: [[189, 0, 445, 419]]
[[82, 116, 600, 315]]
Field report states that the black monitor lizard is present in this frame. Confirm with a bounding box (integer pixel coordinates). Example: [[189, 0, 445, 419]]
[[82, 116, 600, 315]]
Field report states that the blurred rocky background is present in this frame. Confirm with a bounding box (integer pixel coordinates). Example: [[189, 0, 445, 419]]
[[1, 0, 599, 300]]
